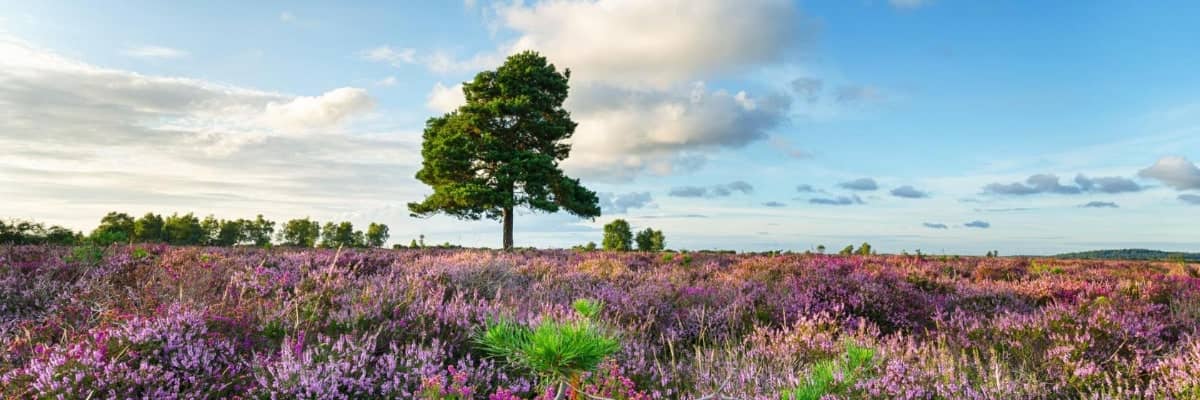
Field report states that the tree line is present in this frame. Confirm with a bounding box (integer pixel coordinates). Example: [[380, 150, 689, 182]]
[[575, 218, 666, 252], [0, 212, 390, 248]]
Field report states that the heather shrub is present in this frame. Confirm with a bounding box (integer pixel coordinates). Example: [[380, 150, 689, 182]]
[[3, 245, 1199, 398]]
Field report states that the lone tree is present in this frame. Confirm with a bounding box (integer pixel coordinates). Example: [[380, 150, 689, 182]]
[[635, 227, 665, 252], [602, 219, 632, 251], [408, 51, 600, 250]]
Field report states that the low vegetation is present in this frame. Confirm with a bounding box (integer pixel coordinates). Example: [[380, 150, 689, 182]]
[[2, 245, 1198, 398]]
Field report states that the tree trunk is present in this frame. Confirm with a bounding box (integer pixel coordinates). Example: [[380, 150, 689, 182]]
[[502, 206, 514, 250]]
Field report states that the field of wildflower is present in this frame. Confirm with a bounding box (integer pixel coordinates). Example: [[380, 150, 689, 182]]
[[2, 245, 1199, 399]]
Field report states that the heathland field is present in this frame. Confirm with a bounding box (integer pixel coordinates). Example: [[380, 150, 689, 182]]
[[2, 245, 1199, 399]]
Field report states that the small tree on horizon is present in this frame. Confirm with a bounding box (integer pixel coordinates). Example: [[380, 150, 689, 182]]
[[839, 245, 855, 256], [366, 223, 389, 248], [602, 219, 632, 251], [407, 51, 600, 250], [635, 227, 665, 252]]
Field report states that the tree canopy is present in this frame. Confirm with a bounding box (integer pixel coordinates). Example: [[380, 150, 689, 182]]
[[602, 219, 633, 252], [407, 51, 600, 250]]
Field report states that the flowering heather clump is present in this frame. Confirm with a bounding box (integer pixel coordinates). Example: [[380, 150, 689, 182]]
[[2, 245, 1199, 398]]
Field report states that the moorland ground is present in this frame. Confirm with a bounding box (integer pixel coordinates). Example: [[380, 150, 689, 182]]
[[2, 245, 1199, 399]]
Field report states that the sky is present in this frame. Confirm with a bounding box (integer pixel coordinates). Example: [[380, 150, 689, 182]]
[[1, 0, 1198, 255]]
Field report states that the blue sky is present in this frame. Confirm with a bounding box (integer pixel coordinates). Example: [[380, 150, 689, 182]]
[[1, 0, 1198, 254]]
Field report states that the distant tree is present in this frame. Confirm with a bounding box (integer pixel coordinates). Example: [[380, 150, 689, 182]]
[[602, 219, 632, 251], [320, 222, 337, 248], [215, 219, 246, 246], [839, 245, 855, 256], [200, 215, 221, 245], [407, 51, 601, 250], [133, 213, 164, 242], [366, 223, 389, 248], [91, 212, 135, 245], [279, 218, 321, 247], [635, 228, 665, 252], [0, 220, 79, 245], [816, 244, 826, 254], [320, 221, 360, 248], [163, 213, 204, 245], [857, 242, 872, 256], [43, 226, 80, 245], [244, 215, 275, 247]]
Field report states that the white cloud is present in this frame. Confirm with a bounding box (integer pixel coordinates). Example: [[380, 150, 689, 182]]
[[426, 82, 466, 113], [122, 45, 189, 59], [1139, 156, 1200, 190], [0, 34, 410, 231], [261, 87, 375, 132], [361, 45, 417, 67], [562, 82, 791, 179], [375, 76, 398, 87], [496, 0, 807, 88]]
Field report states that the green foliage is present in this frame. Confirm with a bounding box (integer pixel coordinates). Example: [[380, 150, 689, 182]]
[[839, 245, 855, 256], [571, 241, 598, 252], [200, 215, 221, 245], [243, 215, 275, 247], [133, 213, 165, 242], [90, 212, 135, 245], [365, 223, 389, 248], [602, 219, 632, 251], [635, 227, 666, 252], [163, 213, 204, 245], [320, 221, 363, 248], [782, 343, 877, 400], [279, 218, 321, 247], [0, 220, 80, 245], [407, 51, 600, 249], [572, 298, 603, 319], [857, 242, 873, 256], [477, 299, 619, 384]]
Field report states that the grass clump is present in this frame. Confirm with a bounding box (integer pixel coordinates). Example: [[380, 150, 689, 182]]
[[782, 342, 877, 400], [477, 298, 619, 394]]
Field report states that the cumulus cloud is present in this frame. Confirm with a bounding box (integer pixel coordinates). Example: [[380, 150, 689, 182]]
[[984, 173, 1142, 196], [838, 178, 879, 191], [796, 184, 817, 193], [260, 88, 375, 132], [562, 83, 791, 179], [122, 45, 189, 59], [668, 181, 754, 198], [1080, 201, 1119, 208], [0, 34, 412, 229], [598, 192, 654, 214], [426, 82, 466, 113], [1139, 156, 1200, 190], [496, 0, 807, 88], [762, 201, 786, 207], [809, 195, 864, 206], [964, 220, 991, 229], [890, 185, 929, 199], [397, 0, 809, 180], [922, 222, 948, 229], [1181, 194, 1200, 205]]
